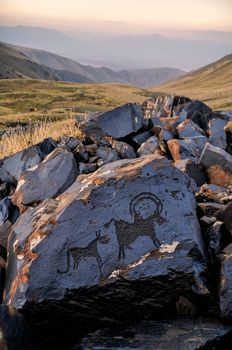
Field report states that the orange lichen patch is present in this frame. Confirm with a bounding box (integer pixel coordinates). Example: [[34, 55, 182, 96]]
[[225, 121, 232, 132], [206, 165, 232, 187], [167, 140, 180, 161], [93, 178, 106, 187], [8, 257, 36, 306]]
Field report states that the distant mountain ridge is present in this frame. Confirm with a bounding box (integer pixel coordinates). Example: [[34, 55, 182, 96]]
[[1, 25, 232, 70], [0, 42, 184, 87]]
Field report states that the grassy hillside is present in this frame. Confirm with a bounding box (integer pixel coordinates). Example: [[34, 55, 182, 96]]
[[0, 79, 156, 131], [154, 54, 232, 110], [0, 42, 58, 80]]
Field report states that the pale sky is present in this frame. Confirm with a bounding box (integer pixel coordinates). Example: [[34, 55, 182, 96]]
[[1, 0, 232, 33]]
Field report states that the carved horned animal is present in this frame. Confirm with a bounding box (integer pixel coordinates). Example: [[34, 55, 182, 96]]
[[57, 232, 110, 275], [105, 192, 166, 260]]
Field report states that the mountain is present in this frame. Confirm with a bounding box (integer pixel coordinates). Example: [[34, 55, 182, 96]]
[[1, 25, 232, 70], [154, 54, 232, 110], [0, 42, 184, 87]]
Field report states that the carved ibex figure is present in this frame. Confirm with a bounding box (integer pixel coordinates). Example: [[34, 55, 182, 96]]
[[58, 232, 110, 275], [105, 192, 166, 260]]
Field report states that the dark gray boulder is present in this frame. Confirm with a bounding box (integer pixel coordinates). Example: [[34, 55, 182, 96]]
[[179, 100, 214, 131], [220, 243, 232, 320], [208, 117, 229, 150], [0, 139, 56, 185], [75, 318, 232, 350], [199, 143, 232, 187], [110, 140, 136, 159], [132, 131, 153, 146], [167, 139, 199, 161], [5, 155, 208, 347], [0, 197, 11, 226], [177, 119, 205, 139], [137, 136, 160, 156], [77, 103, 144, 140], [12, 148, 78, 211], [174, 159, 206, 187]]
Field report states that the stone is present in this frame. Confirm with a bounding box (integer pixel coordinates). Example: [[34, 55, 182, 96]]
[[12, 148, 78, 211], [5, 155, 207, 348], [0, 220, 12, 248], [177, 119, 205, 139], [110, 140, 136, 159], [215, 201, 232, 236], [199, 143, 232, 187], [96, 146, 119, 166], [196, 184, 229, 203], [225, 121, 232, 155], [174, 159, 206, 187], [0, 197, 11, 226], [79, 163, 97, 174], [198, 202, 225, 217], [208, 117, 229, 150], [78, 103, 144, 140], [220, 243, 232, 320], [0, 182, 15, 201], [167, 139, 200, 161], [75, 318, 232, 350], [137, 136, 160, 156], [0, 139, 56, 185], [149, 95, 191, 119], [179, 100, 214, 131], [132, 131, 153, 146]]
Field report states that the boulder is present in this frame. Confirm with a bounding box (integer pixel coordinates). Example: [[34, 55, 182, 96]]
[[196, 184, 230, 203], [0, 138, 56, 185], [132, 131, 153, 146], [5, 155, 207, 348], [148, 95, 191, 119], [225, 121, 232, 155], [167, 139, 199, 161], [12, 148, 78, 211], [77, 103, 144, 140], [76, 318, 232, 350], [79, 163, 97, 174], [179, 100, 214, 131], [220, 243, 232, 320], [215, 201, 232, 236], [177, 119, 205, 139], [199, 143, 232, 187], [137, 136, 160, 156], [0, 197, 11, 226], [96, 146, 119, 166], [208, 117, 229, 150], [110, 140, 136, 159], [174, 159, 205, 187]]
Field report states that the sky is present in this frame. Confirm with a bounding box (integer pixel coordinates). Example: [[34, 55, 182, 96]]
[[1, 0, 232, 34]]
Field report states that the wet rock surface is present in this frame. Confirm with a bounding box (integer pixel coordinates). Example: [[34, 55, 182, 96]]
[[1, 95, 232, 349]]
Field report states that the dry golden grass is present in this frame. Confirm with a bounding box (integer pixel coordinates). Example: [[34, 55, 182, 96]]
[[0, 116, 82, 159]]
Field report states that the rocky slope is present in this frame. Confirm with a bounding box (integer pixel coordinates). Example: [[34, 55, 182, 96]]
[[0, 96, 232, 349]]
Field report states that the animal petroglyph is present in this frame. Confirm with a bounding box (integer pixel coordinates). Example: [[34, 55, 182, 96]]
[[105, 192, 166, 260], [57, 232, 110, 275]]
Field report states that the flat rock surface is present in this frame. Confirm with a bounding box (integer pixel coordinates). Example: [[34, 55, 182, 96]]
[[76, 318, 232, 350], [12, 148, 78, 211], [78, 103, 144, 140], [5, 155, 207, 347]]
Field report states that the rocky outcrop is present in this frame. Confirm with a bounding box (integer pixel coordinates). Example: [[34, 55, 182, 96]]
[[1, 95, 232, 349]]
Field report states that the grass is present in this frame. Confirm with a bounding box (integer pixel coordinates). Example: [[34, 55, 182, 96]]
[[0, 116, 82, 158], [153, 54, 232, 110], [0, 79, 156, 131]]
